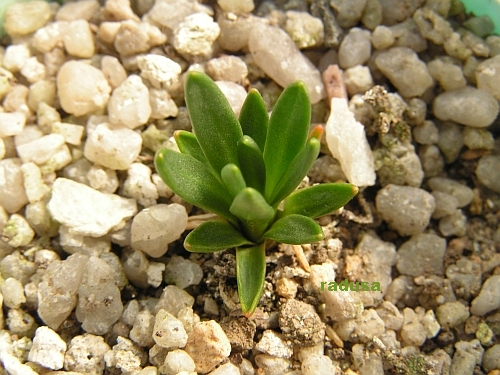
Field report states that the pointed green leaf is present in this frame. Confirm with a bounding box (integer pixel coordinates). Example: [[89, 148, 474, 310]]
[[263, 81, 310, 198], [230, 188, 274, 222], [239, 89, 268, 151], [237, 243, 266, 317], [267, 137, 321, 207], [155, 148, 237, 224], [221, 164, 247, 199], [263, 214, 324, 244], [174, 130, 206, 163], [280, 183, 359, 219], [237, 136, 266, 193], [185, 71, 243, 173], [230, 187, 275, 241], [184, 220, 252, 252]]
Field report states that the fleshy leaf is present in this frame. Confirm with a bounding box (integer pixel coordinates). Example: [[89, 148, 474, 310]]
[[155, 148, 237, 224], [237, 243, 266, 317], [237, 135, 266, 194], [263, 81, 310, 198], [185, 71, 243, 173], [185, 221, 252, 252], [174, 130, 206, 163], [221, 164, 247, 199], [267, 137, 321, 207], [263, 214, 324, 244], [280, 183, 359, 219], [230, 187, 274, 241], [239, 89, 268, 151]]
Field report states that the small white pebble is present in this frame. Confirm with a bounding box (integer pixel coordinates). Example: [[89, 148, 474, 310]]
[[153, 309, 188, 349], [138, 55, 182, 89], [147, 262, 166, 288], [165, 256, 203, 289], [28, 326, 67, 370], [2, 214, 35, 247], [0, 112, 26, 137], [21, 162, 50, 203], [20, 57, 46, 83], [1, 277, 26, 309], [2, 44, 31, 73], [162, 349, 196, 375], [51, 122, 85, 146]]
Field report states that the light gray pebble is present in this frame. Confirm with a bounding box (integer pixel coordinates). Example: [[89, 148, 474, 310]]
[[404, 97, 426, 125], [446, 258, 482, 300], [427, 58, 466, 91], [455, 339, 484, 366], [463, 127, 495, 150], [437, 122, 464, 164], [482, 344, 500, 372], [396, 233, 446, 277], [470, 275, 500, 316], [330, 0, 367, 29], [418, 145, 445, 177], [413, 120, 439, 145], [389, 19, 428, 52], [433, 86, 499, 128], [428, 177, 474, 207], [376, 184, 435, 236], [432, 191, 459, 219], [413, 7, 453, 45], [450, 349, 476, 375], [371, 25, 395, 50], [338, 27, 372, 69], [475, 54, 500, 100], [375, 46, 433, 97], [436, 301, 470, 329], [438, 209, 467, 237], [476, 155, 500, 193]]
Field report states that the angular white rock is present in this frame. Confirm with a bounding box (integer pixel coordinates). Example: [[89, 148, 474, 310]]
[[47, 178, 137, 237], [131, 203, 187, 257], [87, 165, 119, 193], [249, 23, 325, 104], [108, 75, 151, 129], [0, 331, 38, 375], [325, 98, 376, 186], [122, 163, 158, 207], [138, 55, 182, 90], [153, 309, 188, 349], [57, 61, 111, 116], [1, 277, 26, 309], [285, 11, 324, 49], [0, 112, 26, 137], [0, 158, 29, 213], [163, 349, 196, 375], [255, 330, 293, 358], [185, 320, 232, 373], [84, 123, 143, 170], [20, 56, 46, 83], [51, 122, 85, 146], [173, 13, 220, 60], [2, 44, 31, 73], [28, 326, 67, 370], [2, 214, 35, 247], [21, 162, 50, 203], [63, 20, 95, 58], [16, 133, 72, 173]]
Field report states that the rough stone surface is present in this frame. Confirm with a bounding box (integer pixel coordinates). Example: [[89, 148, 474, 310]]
[[184, 320, 231, 373], [249, 23, 325, 104], [165, 256, 203, 289], [428, 177, 474, 208], [475, 54, 500, 100], [279, 299, 324, 346], [173, 13, 220, 60], [325, 98, 376, 186], [47, 178, 137, 237], [396, 233, 446, 277], [153, 309, 188, 349], [376, 184, 436, 236], [4, 1, 51, 37], [433, 86, 499, 127], [64, 333, 110, 375], [375, 47, 433, 97]]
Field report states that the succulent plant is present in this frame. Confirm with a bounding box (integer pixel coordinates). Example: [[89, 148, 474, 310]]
[[155, 71, 358, 316]]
